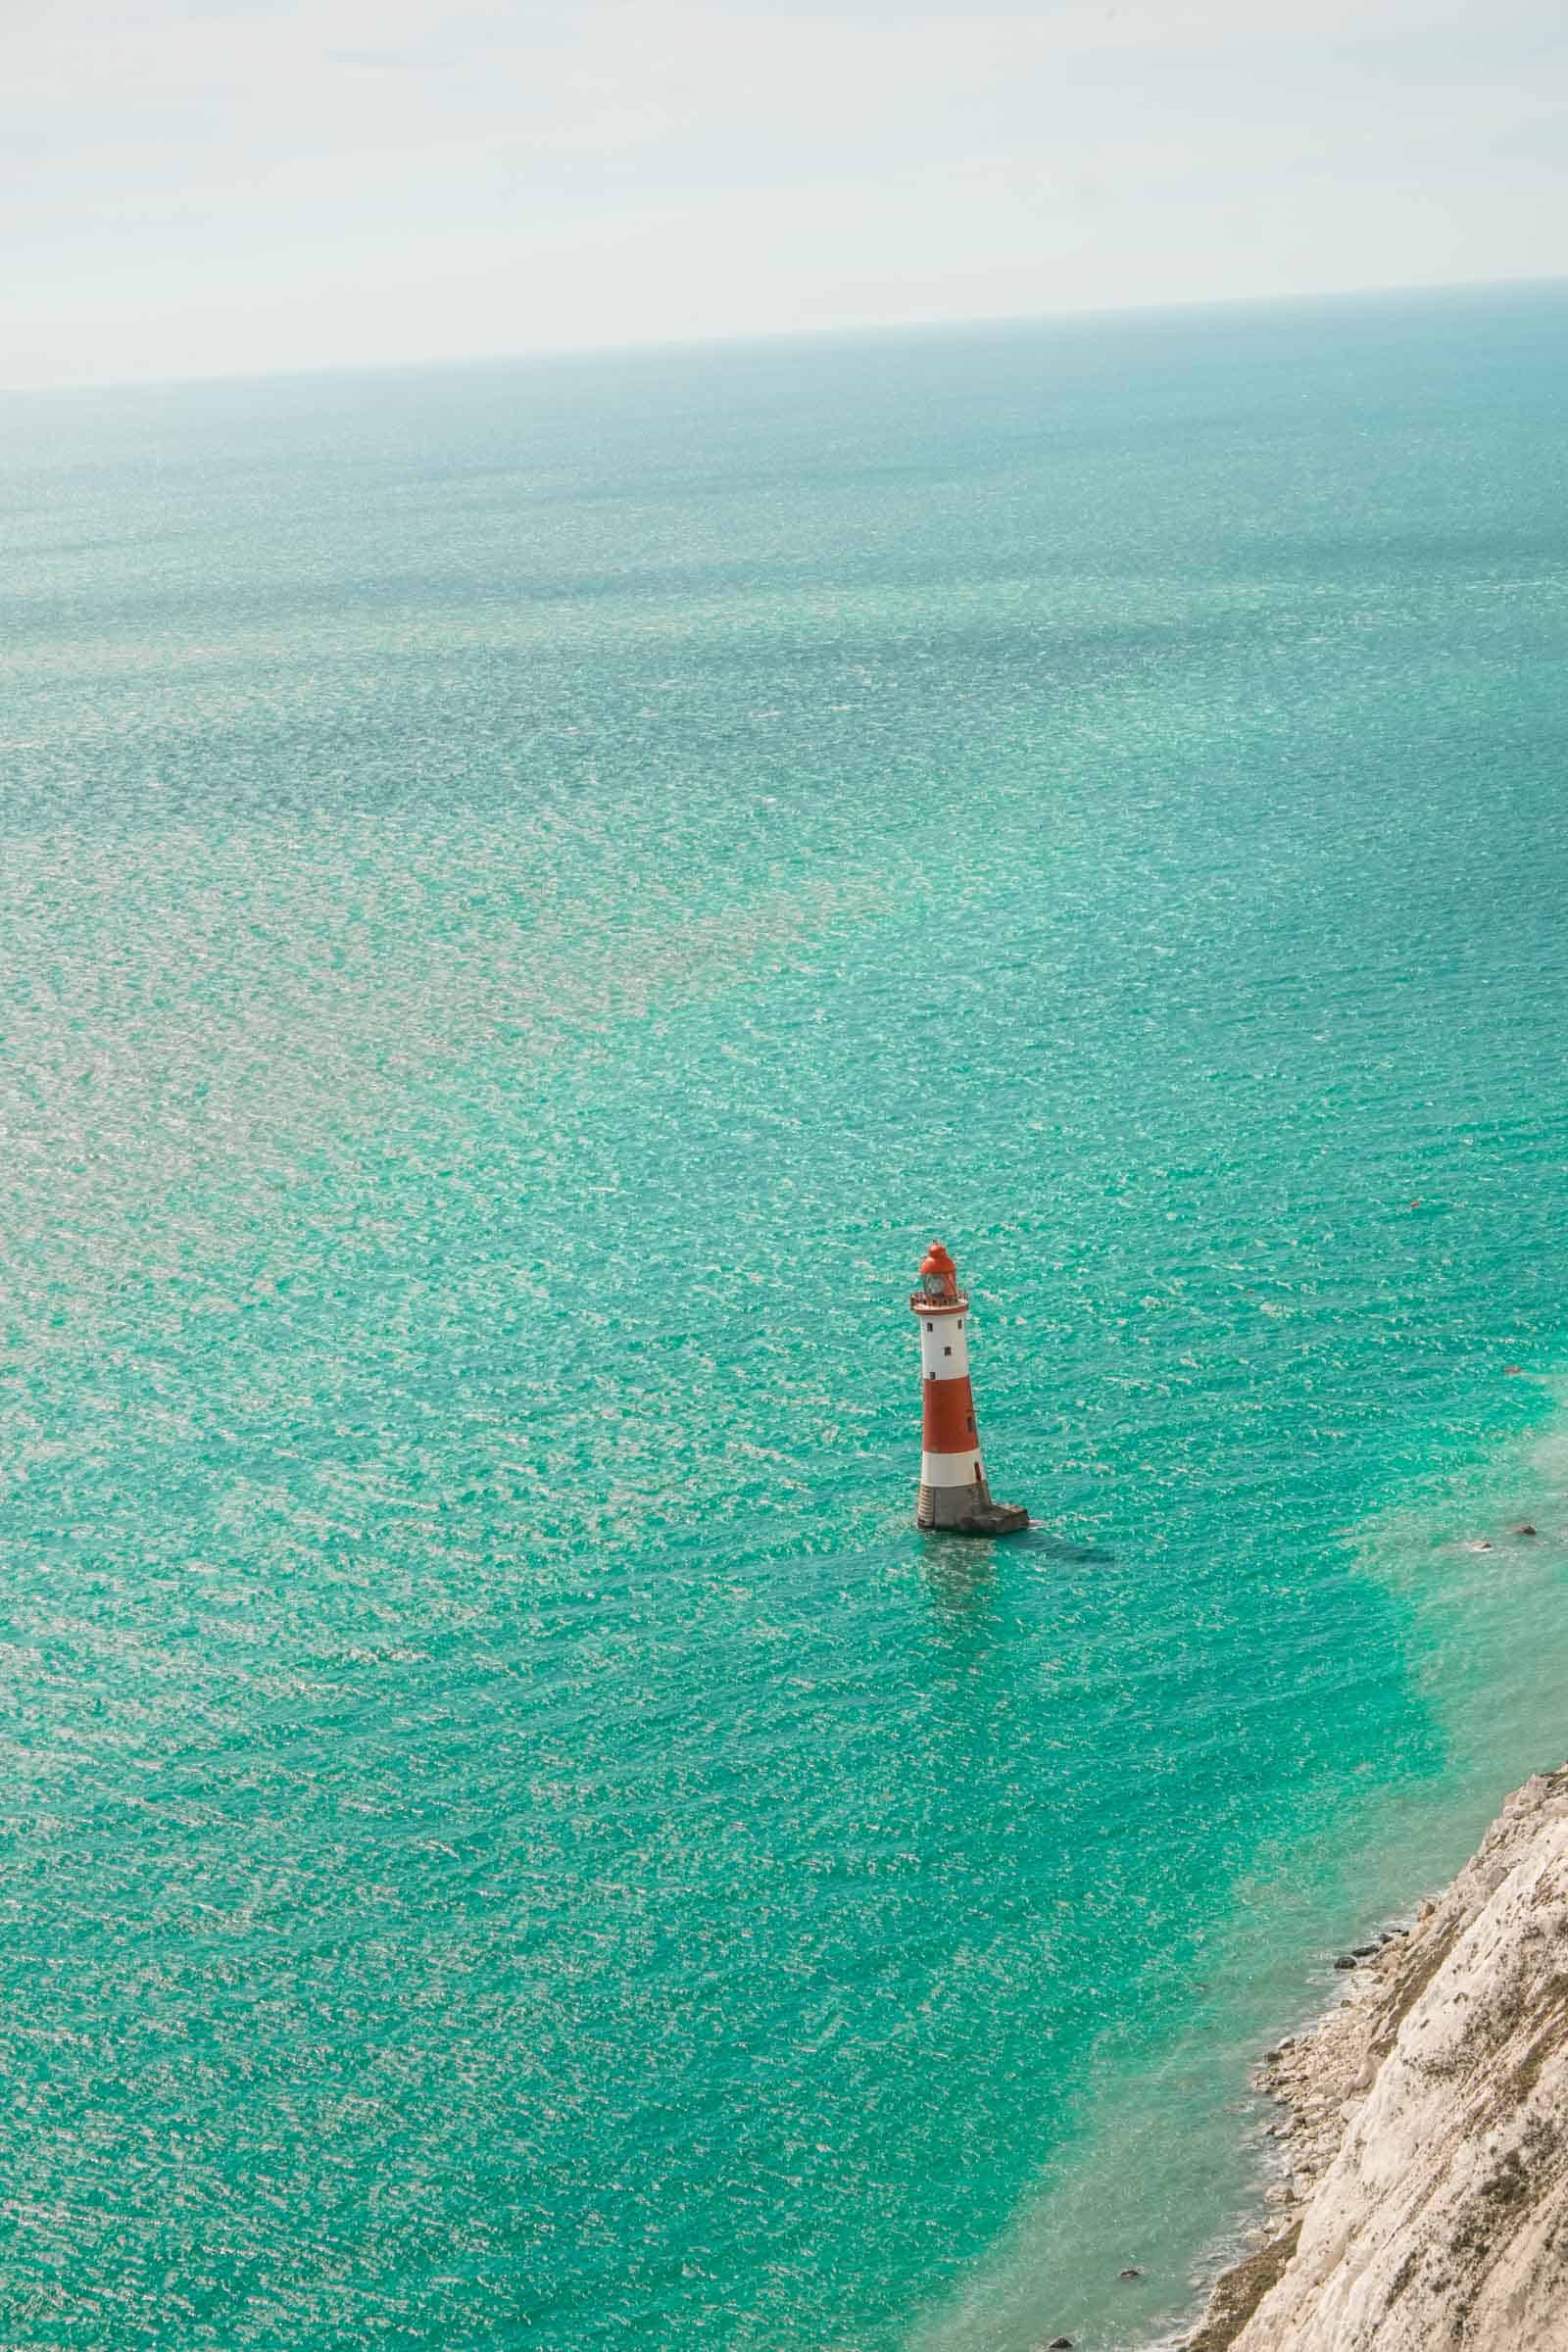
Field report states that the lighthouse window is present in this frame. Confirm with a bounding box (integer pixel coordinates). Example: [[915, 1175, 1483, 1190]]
[[925, 1321, 933, 1332], [957, 1320, 963, 1330], [967, 1414, 974, 1432], [943, 1345, 952, 1356]]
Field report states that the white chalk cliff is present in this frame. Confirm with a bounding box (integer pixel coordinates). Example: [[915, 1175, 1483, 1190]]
[[1189, 1767, 1568, 2352]]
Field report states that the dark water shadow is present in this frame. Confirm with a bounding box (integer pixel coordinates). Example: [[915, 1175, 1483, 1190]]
[[1010, 1527, 1118, 1567], [915, 1526, 1117, 1620]]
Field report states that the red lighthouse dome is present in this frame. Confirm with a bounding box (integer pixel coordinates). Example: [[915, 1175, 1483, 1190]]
[[916, 1242, 960, 1303]]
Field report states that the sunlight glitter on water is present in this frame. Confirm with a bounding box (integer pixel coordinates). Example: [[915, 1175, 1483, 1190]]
[[2, 286, 1567, 2351]]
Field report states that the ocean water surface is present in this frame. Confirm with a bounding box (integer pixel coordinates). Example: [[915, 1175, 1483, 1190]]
[[4, 282, 1568, 2350]]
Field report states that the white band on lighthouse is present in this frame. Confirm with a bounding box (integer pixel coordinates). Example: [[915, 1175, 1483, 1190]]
[[920, 1448, 986, 1489], [917, 1317, 970, 1382]]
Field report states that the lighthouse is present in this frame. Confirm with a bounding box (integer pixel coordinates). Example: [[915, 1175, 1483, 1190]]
[[910, 1243, 1028, 1536]]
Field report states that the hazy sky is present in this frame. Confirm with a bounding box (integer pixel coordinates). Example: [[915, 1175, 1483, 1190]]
[[7, 0, 1566, 386]]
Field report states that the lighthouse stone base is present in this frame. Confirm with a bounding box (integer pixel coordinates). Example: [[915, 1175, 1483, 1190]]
[[916, 1486, 1029, 1537]]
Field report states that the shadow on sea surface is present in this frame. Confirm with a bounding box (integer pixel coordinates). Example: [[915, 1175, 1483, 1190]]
[[917, 1526, 1117, 1615], [1016, 1529, 1119, 1567], [917, 1528, 1115, 1567]]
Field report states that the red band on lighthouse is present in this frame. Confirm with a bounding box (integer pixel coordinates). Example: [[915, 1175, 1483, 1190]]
[[922, 1377, 978, 1455]]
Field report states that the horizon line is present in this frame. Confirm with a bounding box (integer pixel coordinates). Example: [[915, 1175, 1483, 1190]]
[[8, 268, 1566, 403]]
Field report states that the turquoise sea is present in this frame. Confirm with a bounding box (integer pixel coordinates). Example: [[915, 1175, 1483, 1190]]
[[4, 282, 1568, 2351]]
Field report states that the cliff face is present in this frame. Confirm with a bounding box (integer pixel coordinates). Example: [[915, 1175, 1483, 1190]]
[[1193, 1767, 1568, 2352]]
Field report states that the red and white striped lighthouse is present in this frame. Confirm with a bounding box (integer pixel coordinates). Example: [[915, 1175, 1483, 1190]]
[[909, 1243, 1027, 1535]]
